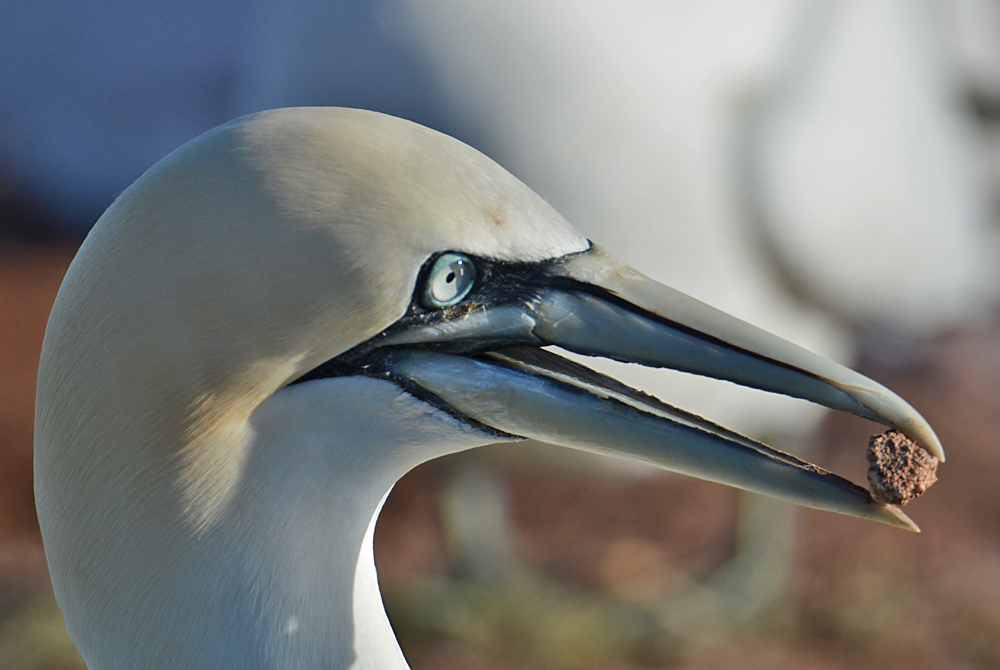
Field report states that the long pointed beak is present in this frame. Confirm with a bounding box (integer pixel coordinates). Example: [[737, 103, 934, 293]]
[[542, 247, 943, 461], [379, 246, 941, 531]]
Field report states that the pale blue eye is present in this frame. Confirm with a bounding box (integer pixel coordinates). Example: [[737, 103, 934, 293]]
[[422, 253, 477, 308]]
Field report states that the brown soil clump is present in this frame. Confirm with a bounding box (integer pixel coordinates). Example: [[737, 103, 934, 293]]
[[866, 429, 939, 505]]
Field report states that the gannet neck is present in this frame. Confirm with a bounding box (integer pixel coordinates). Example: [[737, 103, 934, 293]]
[[235, 377, 505, 670], [53, 376, 505, 670]]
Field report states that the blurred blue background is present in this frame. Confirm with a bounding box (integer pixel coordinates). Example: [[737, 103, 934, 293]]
[[0, 0, 476, 236]]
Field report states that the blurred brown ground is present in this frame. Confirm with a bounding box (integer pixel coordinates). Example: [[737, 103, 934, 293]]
[[1, 237, 998, 669]]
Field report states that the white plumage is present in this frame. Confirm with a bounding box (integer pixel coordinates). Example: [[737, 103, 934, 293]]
[[35, 108, 937, 669]]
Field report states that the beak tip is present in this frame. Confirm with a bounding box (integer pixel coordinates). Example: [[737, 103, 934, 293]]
[[931, 442, 946, 464], [912, 425, 945, 463], [878, 503, 921, 532]]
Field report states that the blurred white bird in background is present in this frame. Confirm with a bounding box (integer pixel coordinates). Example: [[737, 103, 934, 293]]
[[750, 0, 1000, 335], [394, 0, 999, 631], [398, 0, 1000, 433]]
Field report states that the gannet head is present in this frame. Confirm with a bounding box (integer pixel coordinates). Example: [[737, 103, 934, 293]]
[[35, 108, 941, 669]]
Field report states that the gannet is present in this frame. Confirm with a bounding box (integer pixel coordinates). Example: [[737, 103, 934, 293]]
[[35, 107, 942, 670]]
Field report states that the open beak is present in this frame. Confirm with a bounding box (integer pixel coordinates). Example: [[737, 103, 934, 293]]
[[378, 246, 941, 532]]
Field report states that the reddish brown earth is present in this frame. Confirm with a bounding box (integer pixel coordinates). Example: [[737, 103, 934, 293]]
[[1, 238, 998, 669], [0, 242, 79, 614]]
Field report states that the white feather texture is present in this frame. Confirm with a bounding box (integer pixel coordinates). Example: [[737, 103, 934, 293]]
[[34, 107, 583, 669]]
